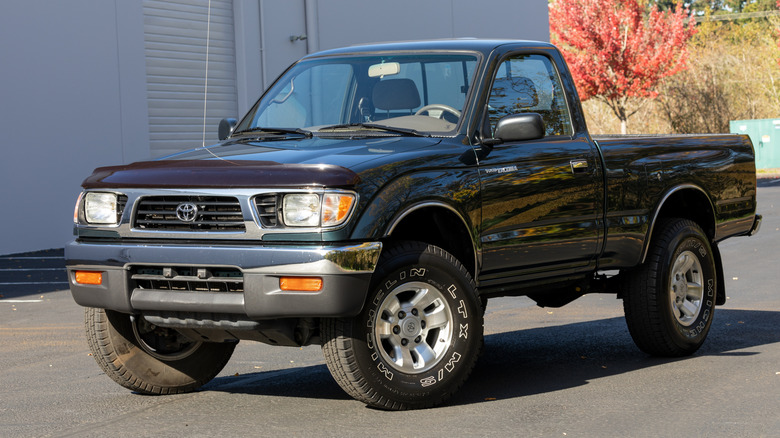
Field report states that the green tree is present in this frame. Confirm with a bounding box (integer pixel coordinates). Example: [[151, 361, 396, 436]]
[[689, 0, 778, 13], [657, 11, 780, 133]]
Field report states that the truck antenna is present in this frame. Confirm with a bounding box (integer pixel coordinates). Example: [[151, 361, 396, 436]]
[[201, 0, 212, 149]]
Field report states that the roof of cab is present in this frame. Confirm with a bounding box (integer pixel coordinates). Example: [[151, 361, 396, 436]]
[[302, 39, 555, 59]]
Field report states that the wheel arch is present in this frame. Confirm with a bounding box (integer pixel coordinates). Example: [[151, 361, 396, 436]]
[[384, 202, 478, 281], [641, 185, 726, 305], [642, 184, 716, 264]]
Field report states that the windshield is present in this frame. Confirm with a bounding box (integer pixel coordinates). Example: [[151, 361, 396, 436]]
[[235, 53, 479, 137]]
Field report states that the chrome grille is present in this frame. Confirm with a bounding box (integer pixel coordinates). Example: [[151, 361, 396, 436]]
[[116, 195, 128, 222], [134, 196, 245, 231], [130, 266, 244, 293], [254, 194, 280, 228], [116, 195, 127, 218]]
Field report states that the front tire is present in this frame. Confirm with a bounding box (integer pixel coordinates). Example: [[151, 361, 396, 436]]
[[322, 242, 483, 410], [623, 219, 717, 357], [85, 308, 236, 394]]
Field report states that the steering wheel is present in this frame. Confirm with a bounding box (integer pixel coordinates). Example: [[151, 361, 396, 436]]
[[415, 104, 461, 119]]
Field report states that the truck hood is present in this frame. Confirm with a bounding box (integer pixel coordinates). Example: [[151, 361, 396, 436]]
[[82, 136, 443, 189]]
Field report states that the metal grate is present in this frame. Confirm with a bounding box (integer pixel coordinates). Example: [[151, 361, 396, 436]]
[[130, 266, 243, 293], [116, 195, 129, 222], [254, 194, 280, 228], [134, 196, 245, 231]]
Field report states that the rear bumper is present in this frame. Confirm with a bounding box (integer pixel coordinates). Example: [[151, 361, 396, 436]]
[[65, 240, 382, 319]]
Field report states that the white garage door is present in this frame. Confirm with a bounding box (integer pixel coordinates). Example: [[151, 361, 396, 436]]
[[143, 0, 238, 158]]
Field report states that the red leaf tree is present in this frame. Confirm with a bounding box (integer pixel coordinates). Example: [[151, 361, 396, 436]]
[[550, 0, 697, 134]]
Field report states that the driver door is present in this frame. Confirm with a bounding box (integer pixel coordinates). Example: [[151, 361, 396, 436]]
[[478, 53, 602, 286]]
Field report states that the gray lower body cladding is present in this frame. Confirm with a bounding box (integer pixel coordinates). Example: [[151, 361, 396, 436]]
[[66, 240, 382, 323]]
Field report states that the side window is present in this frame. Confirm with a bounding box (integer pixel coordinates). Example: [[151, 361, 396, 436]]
[[487, 54, 573, 137]]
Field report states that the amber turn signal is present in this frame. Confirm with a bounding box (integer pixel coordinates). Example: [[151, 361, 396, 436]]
[[279, 276, 323, 292], [75, 271, 103, 285], [322, 194, 355, 226]]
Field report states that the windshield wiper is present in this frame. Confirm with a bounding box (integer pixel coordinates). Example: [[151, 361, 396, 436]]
[[318, 123, 429, 137], [233, 127, 313, 138]]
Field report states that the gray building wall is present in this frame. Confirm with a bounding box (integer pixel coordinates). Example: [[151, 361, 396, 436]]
[[0, 0, 549, 255], [252, 0, 551, 94], [0, 1, 150, 255], [316, 0, 550, 51]]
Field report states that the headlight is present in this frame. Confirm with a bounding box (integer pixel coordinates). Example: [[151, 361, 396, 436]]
[[283, 194, 321, 227], [84, 192, 119, 225], [282, 193, 355, 227]]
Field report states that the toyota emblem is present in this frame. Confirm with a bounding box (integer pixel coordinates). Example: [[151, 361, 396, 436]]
[[175, 202, 199, 222]]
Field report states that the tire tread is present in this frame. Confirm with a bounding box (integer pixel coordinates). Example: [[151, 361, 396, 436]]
[[623, 219, 713, 357], [321, 241, 482, 410], [84, 307, 234, 395]]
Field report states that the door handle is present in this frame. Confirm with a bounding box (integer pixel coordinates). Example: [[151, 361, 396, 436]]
[[570, 159, 589, 174]]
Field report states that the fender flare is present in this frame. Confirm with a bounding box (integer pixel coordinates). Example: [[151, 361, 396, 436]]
[[386, 201, 479, 278], [640, 184, 716, 264]]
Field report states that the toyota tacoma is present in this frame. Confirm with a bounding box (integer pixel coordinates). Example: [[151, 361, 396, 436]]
[[66, 40, 761, 409]]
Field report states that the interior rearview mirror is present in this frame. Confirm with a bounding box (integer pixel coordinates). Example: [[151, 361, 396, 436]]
[[368, 62, 401, 78]]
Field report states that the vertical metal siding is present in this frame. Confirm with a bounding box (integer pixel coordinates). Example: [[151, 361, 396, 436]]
[[143, 0, 238, 158]]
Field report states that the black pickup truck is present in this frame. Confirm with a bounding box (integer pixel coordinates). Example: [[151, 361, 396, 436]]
[[66, 40, 760, 410]]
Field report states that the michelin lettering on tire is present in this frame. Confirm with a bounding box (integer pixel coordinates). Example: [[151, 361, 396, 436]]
[[623, 218, 717, 357], [364, 267, 472, 391], [321, 241, 483, 409], [668, 235, 715, 340]]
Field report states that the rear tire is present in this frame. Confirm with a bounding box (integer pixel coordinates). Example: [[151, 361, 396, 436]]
[[623, 219, 717, 357], [85, 308, 236, 394], [322, 242, 483, 410]]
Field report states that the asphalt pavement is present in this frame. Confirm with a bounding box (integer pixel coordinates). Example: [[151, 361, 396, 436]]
[[1, 184, 779, 437]]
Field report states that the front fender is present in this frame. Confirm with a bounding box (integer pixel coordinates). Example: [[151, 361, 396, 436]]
[[350, 169, 481, 241]]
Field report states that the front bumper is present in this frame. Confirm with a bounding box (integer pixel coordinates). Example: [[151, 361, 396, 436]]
[[748, 214, 762, 236], [66, 240, 382, 319]]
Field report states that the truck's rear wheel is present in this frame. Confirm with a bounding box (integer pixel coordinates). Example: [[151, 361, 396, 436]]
[[85, 307, 236, 394], [623, 219, 717, 357], [322, 242, 483, 410]]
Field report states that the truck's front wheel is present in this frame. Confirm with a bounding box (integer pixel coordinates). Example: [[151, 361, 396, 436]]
[[623, 219, 717, 357], [322, 242, 483, 410], [85, 308, 236, 394]]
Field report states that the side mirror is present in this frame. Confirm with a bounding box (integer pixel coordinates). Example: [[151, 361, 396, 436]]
[[488, 113, 545, 145], [218, 118, 237, 140]]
